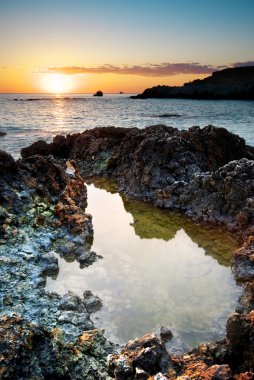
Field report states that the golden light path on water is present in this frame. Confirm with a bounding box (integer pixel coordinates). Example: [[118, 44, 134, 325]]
[[46, 179, 241, 351]]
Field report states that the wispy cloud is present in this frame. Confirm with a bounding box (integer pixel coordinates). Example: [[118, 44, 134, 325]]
[[36, 61, 254, 77], [0, 66, 7, 69], [232, 61, 254, 67], [46, 62, 216, 77]]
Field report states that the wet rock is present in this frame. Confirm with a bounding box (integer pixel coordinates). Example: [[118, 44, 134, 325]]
[[58, 290, 85, 312], [83, 290, 103, 313], [0, 150, 19, 176], [160, 326, 173, 342], [78, 250, 100, 267], [57, 310, 92, 329], [232, 236, 254, 281], [108, 334, 170, 378], [226, 313, 250, 348], [0, 130, 6, 136]]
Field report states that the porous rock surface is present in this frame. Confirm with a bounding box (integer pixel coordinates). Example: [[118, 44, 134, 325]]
[[1, 124, 254, 378], [0, 151, 112, 379], [21, 125, 254, 234]]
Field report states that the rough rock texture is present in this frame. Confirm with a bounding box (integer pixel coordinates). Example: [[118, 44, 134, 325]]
[[0, 153, 112, 378], [21, 125, 254, 235], [2, 124, 254, 378], [108, 334, 170, 379], [232, 236, 254, 282], [131, 66, 254, 100], [108, 333, 254, 379], [0, 314, 111, 380]]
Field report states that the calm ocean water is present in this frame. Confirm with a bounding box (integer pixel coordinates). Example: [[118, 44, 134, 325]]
[[0, 93, 254, 158]]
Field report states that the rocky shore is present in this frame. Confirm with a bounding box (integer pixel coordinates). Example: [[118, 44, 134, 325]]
[[1, 124, 254, 378], [131, 66, 254, 100]]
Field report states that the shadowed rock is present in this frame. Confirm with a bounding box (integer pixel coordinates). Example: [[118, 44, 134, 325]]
[[21, 125, 254, 234], [131, 66, 254, 100]]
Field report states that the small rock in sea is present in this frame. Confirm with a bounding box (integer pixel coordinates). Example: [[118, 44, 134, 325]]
[[93, 90, 103, 97], [0, 131, 6, 137], [156, 113, 181, 118], [160, 326, 173, 341]]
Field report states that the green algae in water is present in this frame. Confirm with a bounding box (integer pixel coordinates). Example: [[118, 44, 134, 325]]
[[46, 178, 241, 351]]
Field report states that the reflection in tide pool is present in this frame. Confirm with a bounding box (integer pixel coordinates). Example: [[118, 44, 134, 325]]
[[46, 179, 241, 351]]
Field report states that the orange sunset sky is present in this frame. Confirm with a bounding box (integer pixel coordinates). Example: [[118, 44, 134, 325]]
[[1, 0, 254, 94]]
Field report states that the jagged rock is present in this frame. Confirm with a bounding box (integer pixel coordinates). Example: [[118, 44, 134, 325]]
[[39, 251, 59, 275], [21, 124, 254, 234], [0, 150, 18, 176], [232, 236, 254, 281], [160, 326, 173, 342], [0, 314, 111, 380], [108, 334, 170, 378], [58, 290, 86, 312], [83, 290, 103, 313]]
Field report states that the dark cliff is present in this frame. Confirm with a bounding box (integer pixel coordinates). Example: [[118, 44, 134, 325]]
[[132, 66, 254, 100]]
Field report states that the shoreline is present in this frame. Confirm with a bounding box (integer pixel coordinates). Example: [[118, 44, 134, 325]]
[[0, 124, 254, 378]]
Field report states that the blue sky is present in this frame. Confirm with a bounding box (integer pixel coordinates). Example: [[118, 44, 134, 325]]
[[1, 0, 253, 92]]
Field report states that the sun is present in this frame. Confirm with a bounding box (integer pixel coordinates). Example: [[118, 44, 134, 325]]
[[40, 74, 74, 94]]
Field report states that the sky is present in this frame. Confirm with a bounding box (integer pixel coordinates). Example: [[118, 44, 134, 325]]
[[0, 0, 254, 93]]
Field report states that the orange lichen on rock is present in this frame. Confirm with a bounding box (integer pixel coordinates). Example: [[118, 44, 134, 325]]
[[54, 167, 91, 234]]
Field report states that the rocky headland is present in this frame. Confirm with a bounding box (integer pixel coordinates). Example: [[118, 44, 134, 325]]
[[1, 124, 254, 378], [131, 66, 254, 100]]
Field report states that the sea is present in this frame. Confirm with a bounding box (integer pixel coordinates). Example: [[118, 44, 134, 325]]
[[0, 93, 254, 158], [1, 93, 252, 349]]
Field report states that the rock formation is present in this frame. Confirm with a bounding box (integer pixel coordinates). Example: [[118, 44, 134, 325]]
[[93, 90, 103, 97], [1, 123, 254, 378], [21, 125, 254, 235], [131, 66, 254, 100]]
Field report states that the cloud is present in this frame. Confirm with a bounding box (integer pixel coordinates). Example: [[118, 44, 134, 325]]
[[232, 61, 254, 67], [41, 61, 254, 77], [0, 66, 7, 69], [46, 62, 216, 77]]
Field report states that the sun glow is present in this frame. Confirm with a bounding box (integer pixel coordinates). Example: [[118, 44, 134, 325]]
[[40, 74, 74, 93]]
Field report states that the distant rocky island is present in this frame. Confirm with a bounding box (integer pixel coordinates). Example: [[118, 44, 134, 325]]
[[93, 90, 103, 97], [131, 66, 254, 100]]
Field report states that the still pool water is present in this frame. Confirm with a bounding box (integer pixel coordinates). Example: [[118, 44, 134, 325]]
[[46, 179, 241, 351]]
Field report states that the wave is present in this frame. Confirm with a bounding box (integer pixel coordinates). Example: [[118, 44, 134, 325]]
[[152, 113, 182, 118], [13, 97, 88, 102]]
